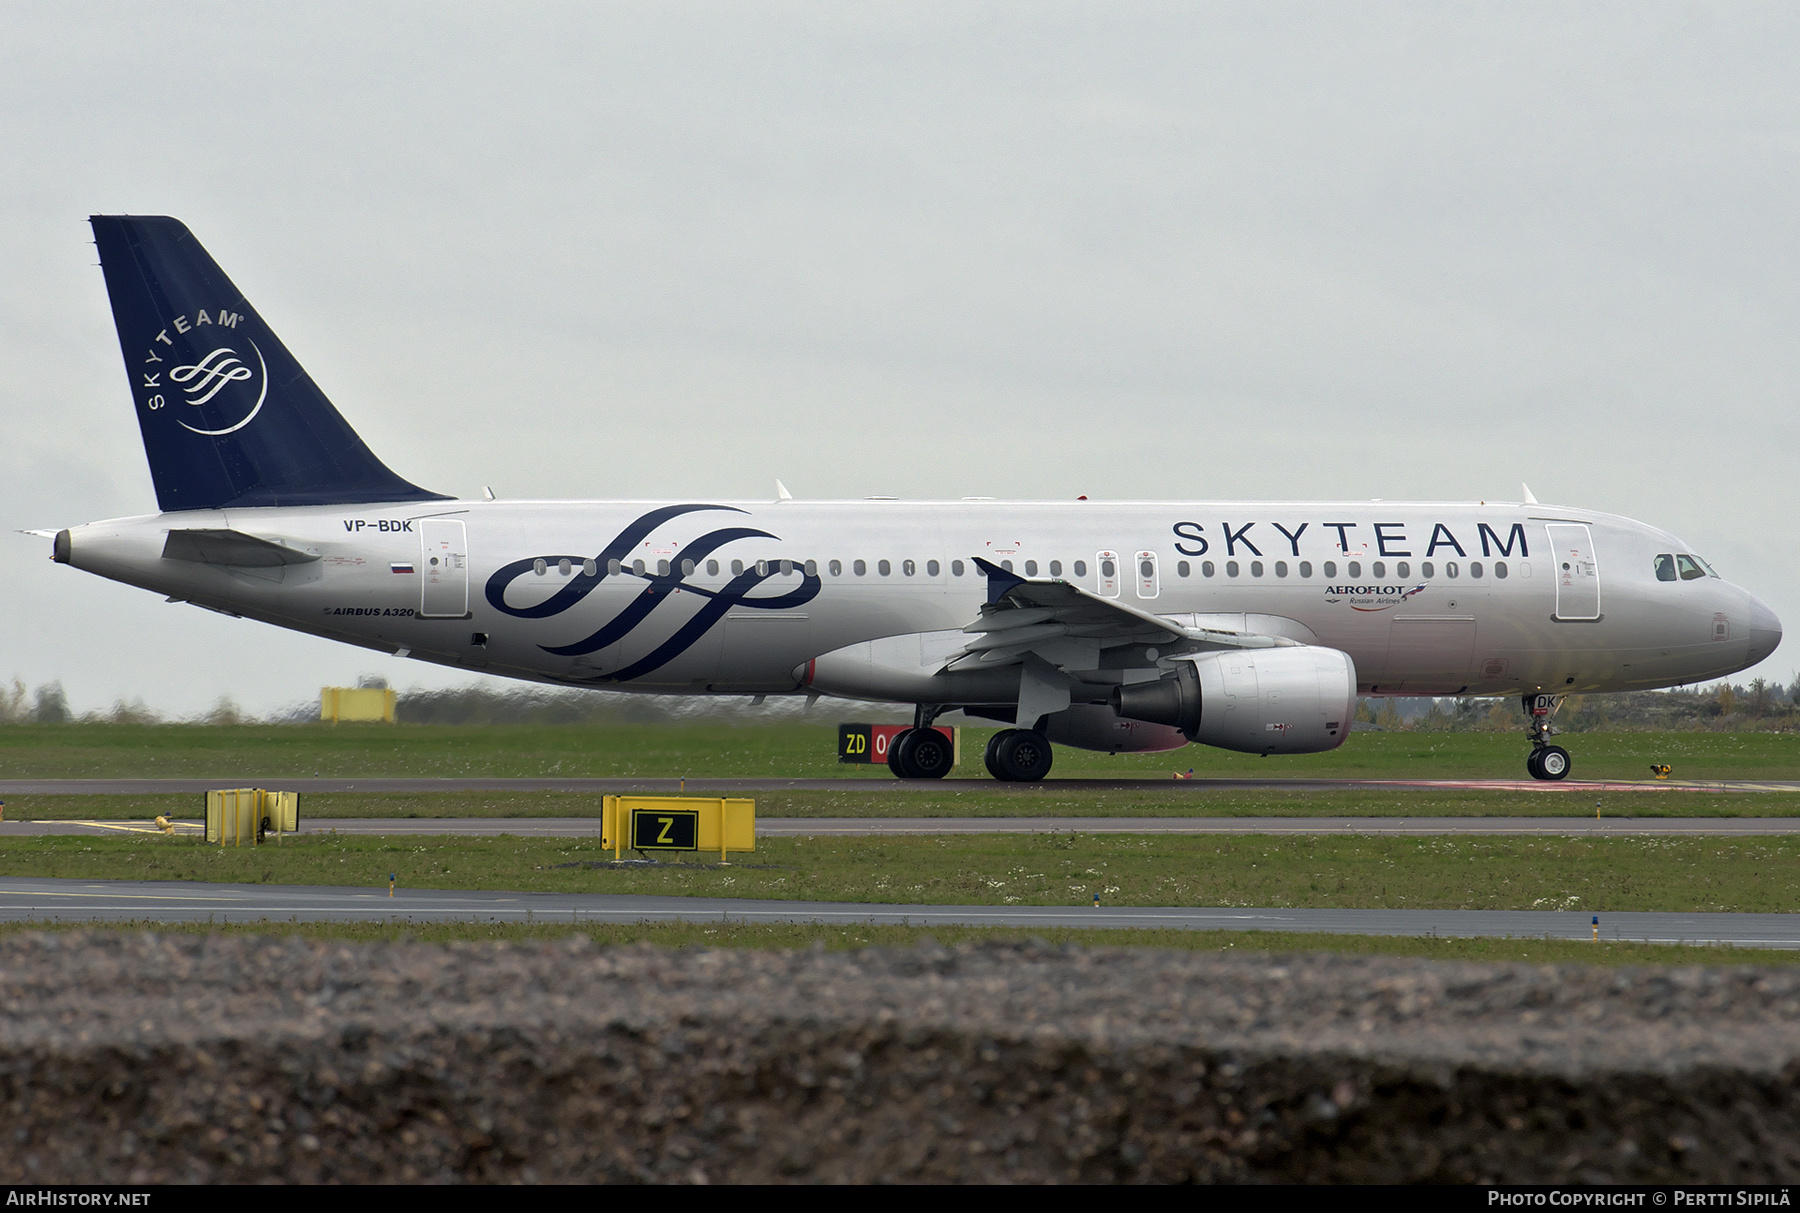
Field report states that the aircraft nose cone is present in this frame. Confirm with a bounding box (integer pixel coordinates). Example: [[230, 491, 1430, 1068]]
[[1746, 595, 1783, 666]]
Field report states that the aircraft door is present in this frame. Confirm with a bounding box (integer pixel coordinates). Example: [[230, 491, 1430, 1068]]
[[1546, 524, 1600, 621], [1096, 550, 1121, 598], [419, 519, 469, 617], [1134, 550, 1160, 599]]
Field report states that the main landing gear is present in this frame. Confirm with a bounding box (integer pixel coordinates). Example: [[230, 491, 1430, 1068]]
[[888, 706, 955, 780], [984, 728, 1053, 783], [887, 707, 1056, 782], [889, 726, 955, 780], [1523, 694, 1571, 781]]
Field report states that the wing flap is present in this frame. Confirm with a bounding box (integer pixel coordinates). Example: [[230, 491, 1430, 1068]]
[[945, 556, 1296, 675]]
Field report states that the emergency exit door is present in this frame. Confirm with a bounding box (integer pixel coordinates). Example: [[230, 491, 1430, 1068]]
[[1545, 523, 1600, 621], [419, 519, 469, 617]]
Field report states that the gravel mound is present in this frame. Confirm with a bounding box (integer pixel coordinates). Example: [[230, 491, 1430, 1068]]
[[4, 932, 1800, 1183]]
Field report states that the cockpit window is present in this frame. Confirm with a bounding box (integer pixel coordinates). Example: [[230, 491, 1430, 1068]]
[[1676, 554, 1707, 581], [1654, 554, 1677, 582], [1696, 554, 1721, 578]]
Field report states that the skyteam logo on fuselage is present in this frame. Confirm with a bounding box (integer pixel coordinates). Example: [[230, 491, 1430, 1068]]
[[137, 306, 266, 435], [1325, 583, 1427, 612], [485, 504, 822, 684]]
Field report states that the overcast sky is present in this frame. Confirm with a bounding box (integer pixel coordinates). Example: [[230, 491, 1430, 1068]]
[[2, 2, 1795, 718]]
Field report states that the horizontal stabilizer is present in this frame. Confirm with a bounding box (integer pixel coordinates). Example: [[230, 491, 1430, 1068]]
[[162, 528, 320, 567]]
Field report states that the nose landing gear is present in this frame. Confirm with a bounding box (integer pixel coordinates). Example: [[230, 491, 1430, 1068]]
[[1524, 694, 1571, 781]]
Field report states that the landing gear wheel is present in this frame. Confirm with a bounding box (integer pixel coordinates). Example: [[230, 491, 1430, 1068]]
[[1536, 745, 1571, 781], [992, 729, 1054, 782], [888, 728, 921, 779], [905, 727, 955, 779], [984, 731, 1009, 780], [1525, 750, 1543, 780]]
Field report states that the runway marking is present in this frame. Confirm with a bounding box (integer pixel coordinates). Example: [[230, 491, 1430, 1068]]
[[0, 888, 243, 902], [65, 819, 205, 835]]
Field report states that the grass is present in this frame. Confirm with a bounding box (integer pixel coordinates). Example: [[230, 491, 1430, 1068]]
[[7, 785, 1800, 823], [1, 918, 1793, 967], [7, 832, 1800, 913], [1, 722, 1797, 782]]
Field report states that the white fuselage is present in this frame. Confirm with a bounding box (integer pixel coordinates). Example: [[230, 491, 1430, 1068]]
[[60, 497, 1780, 705]]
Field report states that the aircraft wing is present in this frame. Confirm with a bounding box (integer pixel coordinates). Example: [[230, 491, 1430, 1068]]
[[943, 557, 1296, 674]]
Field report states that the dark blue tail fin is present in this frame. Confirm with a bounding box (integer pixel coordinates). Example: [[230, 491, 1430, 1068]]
[[89, 215, 449, 512]]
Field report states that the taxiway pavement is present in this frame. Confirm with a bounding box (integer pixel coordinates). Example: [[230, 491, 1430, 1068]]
[[2, 776, 1797, 795], [0, 875, 1793, 946], [10, 815, 1800, 837]]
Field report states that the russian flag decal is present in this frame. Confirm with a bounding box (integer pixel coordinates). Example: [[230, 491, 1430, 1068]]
[[390, 562, 415, 574]]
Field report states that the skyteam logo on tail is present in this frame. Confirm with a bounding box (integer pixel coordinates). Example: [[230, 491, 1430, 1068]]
[[138, 307, 266, 435], [170, 342, 267, 434]]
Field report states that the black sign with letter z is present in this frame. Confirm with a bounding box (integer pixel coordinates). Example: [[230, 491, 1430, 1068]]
[[631, 809, 699, 851]]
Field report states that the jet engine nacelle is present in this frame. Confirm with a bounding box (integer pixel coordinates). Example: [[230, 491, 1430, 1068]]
[[1111, 646, 1356, 755]]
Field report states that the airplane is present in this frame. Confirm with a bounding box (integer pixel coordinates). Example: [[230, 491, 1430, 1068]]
[[36, 216, 1782, 783]]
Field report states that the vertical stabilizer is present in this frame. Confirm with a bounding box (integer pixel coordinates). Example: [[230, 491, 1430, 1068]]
[[89, 215, 448, 512]]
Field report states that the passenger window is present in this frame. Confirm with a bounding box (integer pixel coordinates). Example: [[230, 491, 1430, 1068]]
[[1050, 560, 1062, 576], [583, 559, 596, 577], [1202, 560, 1216, 577], [779, 559, 793, 576], [927, 559, 939, 577], [828, 559, 841, 576], [804, 559, 817, 577], [1494, 562, 1508, 579], [1100, 558, 1115, 578], [1025, 560, 1038, 576], [1299, 561, 1312, 578], [903, 559, 915, 576], [681, 558, 695, 576], [533, 559, 547, 576], [1001, 560, 1014, 572], [1371, 561, 1385, 579], [1421, 561, 1433, 578], [1654, 554, 1677, 582], [1226, 561, 1240, 578], [1250, 561, 1263, 577], [607, 559, 622, 576], [706, 559, 718, 576], [1177, 561, 1190, 577], [1395, 561, 1409, 579], [1677, 555, 1706, 581], [951, 560, 964, 576], [633, 559, 647, 577], [657, 559, 670, 577], [1140, 558, 1154, 578], [878, 559, 892, 576], [1446, 562, 1459, 578], [1275, 561, 1288, 577], [1323, 561, 1336, 578], [853, 559, 866, 576], [1469, 562, 1482, 579], [1074, 560, 1087, 577], [1347, 562, 1360, 579], [755, 560, 767, 576]]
